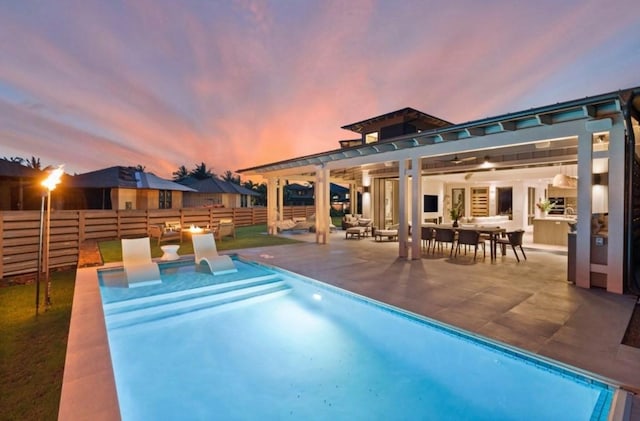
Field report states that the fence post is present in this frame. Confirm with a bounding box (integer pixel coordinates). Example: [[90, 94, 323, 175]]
[[0, 212, 4, 279], [116, 210, 121, 239], [78, 210, 85, 243]]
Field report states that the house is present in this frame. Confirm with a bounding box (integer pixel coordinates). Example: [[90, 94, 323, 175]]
[[238, 87, 640, 296], [66, 166, 195, 210], [178, 176, 259, 208], [0, 159, 43, 210], [280, 182, 350, 208]]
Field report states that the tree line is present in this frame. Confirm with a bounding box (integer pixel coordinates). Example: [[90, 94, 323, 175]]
[[2, 157, 268, 206]]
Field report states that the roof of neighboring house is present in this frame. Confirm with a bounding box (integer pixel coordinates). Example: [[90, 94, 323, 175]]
[[136, 172, 195, 192], [285, 183, 348, 195], [67, 166, 195, 191], [0, 160, 43, 178], [341, 107, 453, 134], [286, 183, 310, 192], [179, 177, 259, 196]]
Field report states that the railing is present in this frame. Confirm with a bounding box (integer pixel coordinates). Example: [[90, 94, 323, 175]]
[[0, 206, 316, 278]]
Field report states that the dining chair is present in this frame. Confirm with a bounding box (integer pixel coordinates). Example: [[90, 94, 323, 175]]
[[421, 226, 435, 252], [496, 229, 527, 262], [454, 230, 485, 260], [433, 227, 455, 257]]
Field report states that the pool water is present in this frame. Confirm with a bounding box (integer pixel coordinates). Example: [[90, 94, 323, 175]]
[[99, 259, 616, 420]]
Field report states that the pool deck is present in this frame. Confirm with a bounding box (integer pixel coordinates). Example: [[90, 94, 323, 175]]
[[59, 231, 640, 419]]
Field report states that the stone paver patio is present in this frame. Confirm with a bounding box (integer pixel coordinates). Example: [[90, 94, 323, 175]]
[[60, 230, 640, 418]]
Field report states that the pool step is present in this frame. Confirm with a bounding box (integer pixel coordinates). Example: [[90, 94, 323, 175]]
[[105, 275, 291, 330], [104, 274, 282, 315]]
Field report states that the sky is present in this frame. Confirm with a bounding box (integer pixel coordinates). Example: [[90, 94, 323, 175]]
[[1, 0, 639, 181]]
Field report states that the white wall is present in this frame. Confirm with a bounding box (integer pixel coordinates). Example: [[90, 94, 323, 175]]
[[421, 177, 444, 223]]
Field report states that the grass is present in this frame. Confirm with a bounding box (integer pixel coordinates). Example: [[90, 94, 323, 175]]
[[99, 224, 304, 263], [0, 270, 76, 421]]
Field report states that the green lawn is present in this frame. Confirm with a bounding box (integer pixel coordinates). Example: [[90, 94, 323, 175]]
[[99, 224, 304, 263], [0, 224, 305, 419], [0, 270, 76, 421]]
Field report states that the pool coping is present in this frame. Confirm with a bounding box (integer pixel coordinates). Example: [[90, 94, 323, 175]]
[[58, 257, 634, 420]]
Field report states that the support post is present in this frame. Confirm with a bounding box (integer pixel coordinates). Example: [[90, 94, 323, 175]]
[[398, 159, 408, 258]]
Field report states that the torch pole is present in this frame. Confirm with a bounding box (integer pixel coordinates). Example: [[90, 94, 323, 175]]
[[44, 190, 52, 308], [36, 193, 45, 316]]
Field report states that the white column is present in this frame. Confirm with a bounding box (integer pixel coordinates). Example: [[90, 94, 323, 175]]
[[277, 178, 284, 224], [352, 183, 359, 216], [315, 166, 330, 244], [398, 159, 408, 258], [267, 177, 278, 235], [410, 157, 422, 259], [361, 170, 371, 219], [607, 123, 625, 293], [576, 134, 592, 288]]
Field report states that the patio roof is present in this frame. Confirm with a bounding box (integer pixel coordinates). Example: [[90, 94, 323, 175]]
[[237, 87, 636, 177]]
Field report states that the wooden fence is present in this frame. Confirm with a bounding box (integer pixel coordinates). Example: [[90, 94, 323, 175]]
[[0, 206, 315, 278]]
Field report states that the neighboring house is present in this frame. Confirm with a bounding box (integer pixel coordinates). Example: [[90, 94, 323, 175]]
[[178, 176, 259, 208], [66, 166, 195, 210], [0, 160, 43, 210], [239, 87, 640, 296], [284, 183, 314, 206], [280, 182, 350, 207]]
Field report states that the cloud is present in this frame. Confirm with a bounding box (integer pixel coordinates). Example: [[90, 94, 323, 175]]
[[0, 0, 638, 180]]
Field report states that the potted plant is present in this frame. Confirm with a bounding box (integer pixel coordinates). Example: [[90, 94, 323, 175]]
[[536, 199, 555, 217], [449, 202, 463, 227]]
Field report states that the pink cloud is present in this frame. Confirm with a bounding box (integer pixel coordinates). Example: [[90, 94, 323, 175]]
[[0, 0, 638, 182]]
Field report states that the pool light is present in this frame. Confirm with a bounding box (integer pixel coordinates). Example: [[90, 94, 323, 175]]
[[312, 293, 322, 301]]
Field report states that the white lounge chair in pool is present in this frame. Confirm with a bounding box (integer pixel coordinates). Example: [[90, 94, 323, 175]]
[[121, 237, 162, 287], [192, 233, 238, 275]]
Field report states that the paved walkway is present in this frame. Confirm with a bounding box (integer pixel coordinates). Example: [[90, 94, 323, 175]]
[[237, 230, 640, 409]]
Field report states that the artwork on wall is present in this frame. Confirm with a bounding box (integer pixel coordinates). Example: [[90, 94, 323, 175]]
[[452, 188, 465, 212]]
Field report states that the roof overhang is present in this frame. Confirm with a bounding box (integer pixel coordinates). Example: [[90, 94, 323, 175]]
[[238, 87, 637, 181]]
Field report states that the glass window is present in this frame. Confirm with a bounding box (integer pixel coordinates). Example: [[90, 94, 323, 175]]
[[159, 190, 172, 209], [365, 132, 378, 144], [592, 132, 609, 152], [496, 187, 512, 216]]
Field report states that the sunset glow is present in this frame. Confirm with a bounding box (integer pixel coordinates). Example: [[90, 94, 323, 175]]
[[1, 1, 638, 180]]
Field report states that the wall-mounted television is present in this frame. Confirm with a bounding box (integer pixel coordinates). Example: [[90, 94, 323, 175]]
[[423, 194, 438, 212]]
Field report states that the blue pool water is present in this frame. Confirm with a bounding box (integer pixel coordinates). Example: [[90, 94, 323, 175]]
[[99, 259, 616, 420]]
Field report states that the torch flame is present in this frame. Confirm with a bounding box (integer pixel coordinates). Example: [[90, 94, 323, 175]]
[[42, 165, 64, 191]]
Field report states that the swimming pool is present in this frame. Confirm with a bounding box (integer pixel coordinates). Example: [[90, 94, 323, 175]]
[[99, 258, 621, 420]]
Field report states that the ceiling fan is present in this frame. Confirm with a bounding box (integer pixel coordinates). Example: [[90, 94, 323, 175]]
[[442, 155, 476, 164]]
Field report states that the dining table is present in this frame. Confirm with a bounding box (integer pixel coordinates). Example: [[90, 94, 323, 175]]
[[425, 224, 507, 261]]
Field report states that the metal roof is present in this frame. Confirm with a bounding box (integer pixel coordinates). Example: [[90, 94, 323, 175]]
[[68, 166, 195, 191], [180, 177, 259, 196]]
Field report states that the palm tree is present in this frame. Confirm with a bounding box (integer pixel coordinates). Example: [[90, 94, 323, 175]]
[[1, 156, 25, 164], [254, 182, 267, 206], [172, 165, 189, 181], [189, 162, 215, 180], [25, 156, 42, 170], [221, 170, 240, 184]]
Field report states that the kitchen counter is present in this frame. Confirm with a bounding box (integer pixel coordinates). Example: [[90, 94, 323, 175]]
[[533, 217, 576, 246]]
